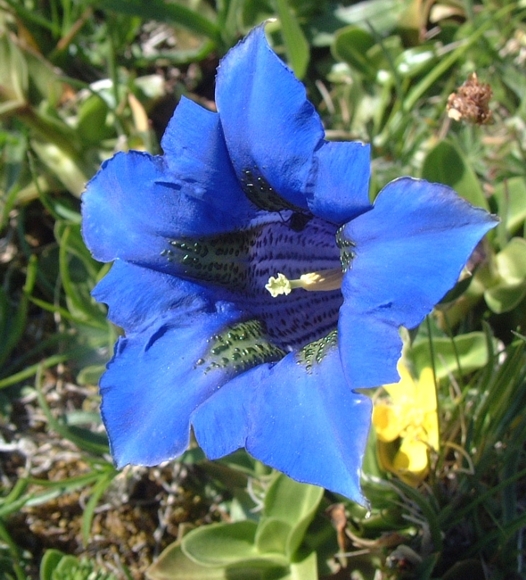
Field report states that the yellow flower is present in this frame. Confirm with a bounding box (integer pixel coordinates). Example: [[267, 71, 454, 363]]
[[373, 364, 439, 486]]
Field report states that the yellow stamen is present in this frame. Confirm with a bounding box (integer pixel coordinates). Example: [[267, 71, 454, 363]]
[[265, 268, 343, 297]]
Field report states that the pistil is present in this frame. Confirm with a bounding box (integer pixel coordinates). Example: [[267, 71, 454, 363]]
[[265, 268, 343, 297]]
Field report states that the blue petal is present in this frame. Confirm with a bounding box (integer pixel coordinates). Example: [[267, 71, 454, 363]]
[[191, 365, 265, 458], [82, 151, 167, 263], [309, 140, 372, 223], [82, 110, 256, 265], [160, 97, 256, 222], [193, 344, 372, 502], [216, 25, 371, 221], [338, 177, 499, 388], [92, 260, 214, 334], [100, 302, 243, 467]]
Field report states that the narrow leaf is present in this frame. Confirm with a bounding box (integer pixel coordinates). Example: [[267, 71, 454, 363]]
[[100, 0, 221, 44], [272, 0, 310, 79]]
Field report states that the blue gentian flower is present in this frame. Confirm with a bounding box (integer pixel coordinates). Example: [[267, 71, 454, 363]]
[[82, 25, 497, 502]]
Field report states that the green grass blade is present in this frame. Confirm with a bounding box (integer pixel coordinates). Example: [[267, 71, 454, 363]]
[[272, 0, 310, 79], [100, 0, 221, 44]]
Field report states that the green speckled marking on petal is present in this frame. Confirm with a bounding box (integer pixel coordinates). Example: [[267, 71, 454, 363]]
[[197, 319, 286, 374], [336, 227, 356, 273], [297, 330, 338, 373]]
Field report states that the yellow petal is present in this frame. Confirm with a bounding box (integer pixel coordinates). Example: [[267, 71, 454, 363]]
[[395, 439, 429, 473], [383, 363, 416, 402], [422, 412, 440, 450], [373, 404, 404, 442], [416, 367, 437, 411], [376, 439, 398, 474], [392, 439, 429, 486], [377, 439, 429, 487]]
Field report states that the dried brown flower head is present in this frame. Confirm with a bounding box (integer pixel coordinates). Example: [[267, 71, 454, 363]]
[[447, 73, 493, 125]]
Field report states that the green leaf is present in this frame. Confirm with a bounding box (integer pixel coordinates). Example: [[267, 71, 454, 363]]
[[332, 26, 376, 77], [495, 238, 526, 284], [289, 552, 317, 580], [77, 95, 113, 145], [31, 141, 87, 196], [485, 284, 526, 314], [492, 177, 526, 235], [182, 521, 288, 568], [412, 332, 496, 380], [147, 543, 279, 580], [421, 140, 488, 209], [0, 254, 37, 369], [100, 0, 221, 45], [262, 474, 323, 559], [81, 471, 116, 545], [272, 0, 310, 79], [39, 549, 65, 580], [441, 559, 485, 580], [0, 34, 28, 105], [334, 0, 409, 34], [218, 0, 246, 46], [76, 364, 106, 386], [394, 45, 438, 78], [17, 104, 82, 160], [396, 0, 423, 45], [45, 551, 118, 580], [147, 543, 226, 579], [255, 518, 292, 556], [35, 370, 110, 456], [53, 554, 81, 575], [485, 238, 526, 313], [56, 223, 108, 325], [264, 474, 323, 525], [25, 47, 64, 108]]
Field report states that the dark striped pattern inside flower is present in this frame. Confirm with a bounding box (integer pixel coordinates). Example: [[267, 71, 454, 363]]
[[163, 214, 346, 351], [161, 231, 253, 289], [239, 168, 304, 213]]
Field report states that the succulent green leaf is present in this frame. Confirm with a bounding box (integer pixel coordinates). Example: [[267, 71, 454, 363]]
[[147, 542, 287, 580], [39, 549, 117, 580], [334, 0, 409, 34], [485, 238, 526, 313], [492, 177, 526, 235], [332, 26, 376, 77], [289, 552, 318, 580], [262, 474, 323, 559], [412, 332, 497, 380], [272, 0, 310, 79], [255, 517, 292, 556], [56, 224, 107, 325], [77, 95, 113, 145], [0, 34, 28, 105], [31, 141, 87, 196], [394, 46, 438, 78], [39, 549, 65, 580], [100, 0, 221, 44], [421, 140, 488, 210], [182, 521, 288, 568], [485, 284, 526, 314], [495, 238, 526, 283], [25, 48, 63, 107]]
